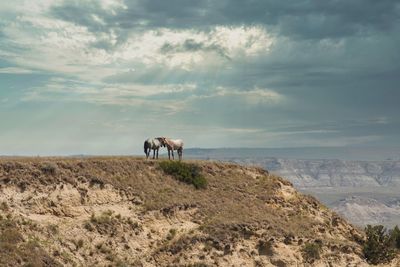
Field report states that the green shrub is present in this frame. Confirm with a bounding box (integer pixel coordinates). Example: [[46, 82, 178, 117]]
[[40, 162, 57, 175], [105, 253, 115, 261], [75, 239, 84, 249], [84, 222, 94, 231], [90, 210, 113, 224], [159, 161, 207, 189], [302, 242, 321, 263], [363, 225, 396, 264], [0, 202, 9, 212], [166, 228, 177, 240], [116, 259, 130, 267], [186, 264, 210, 267], [389, 225, 400, 249]]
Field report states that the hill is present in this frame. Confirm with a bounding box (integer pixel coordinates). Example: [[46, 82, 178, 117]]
[[331, 196, 400, 227], [184, 149, 400, 188], [0, 157, 393, 266], [184, 148, 400, 228], [184, 147, 400, 161]]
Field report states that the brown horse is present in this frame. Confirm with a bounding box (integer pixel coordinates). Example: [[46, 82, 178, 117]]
[[160, 137, 184, 160]]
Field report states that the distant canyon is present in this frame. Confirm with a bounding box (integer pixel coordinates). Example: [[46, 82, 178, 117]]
[[185, 148, 400, 228]]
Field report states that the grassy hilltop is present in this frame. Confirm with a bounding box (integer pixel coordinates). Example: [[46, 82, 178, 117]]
[[0, 157, 398, 266]]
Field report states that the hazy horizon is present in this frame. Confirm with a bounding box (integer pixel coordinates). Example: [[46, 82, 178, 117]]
[[2, 146, 400, 162], [1, 1, 399, 155]]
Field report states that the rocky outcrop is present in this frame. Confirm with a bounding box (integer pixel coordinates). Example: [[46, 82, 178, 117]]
[[222, 158, 400, 188], [332, 196, 400, 227]]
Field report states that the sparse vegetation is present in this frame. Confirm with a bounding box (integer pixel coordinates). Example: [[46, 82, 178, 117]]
[[166, 228, 177, 240], [47, 223, 59, 234], [40, 162, 58, 175], [89, 177, 105, 189], [363, 225, 396, 264], [115, 260, 130, 267], [105, 253, 116, 261], [0, 215, 61, 266], [302, 242, 321, 263], [91, 210, 113, 224], [185, 263, 210, 267], [257, 240, 273, 256], [159, 161, 207, 189], [0, 157, 384, 266], [73, 239, 84, 250], [0, 202, 9, 212], [60, 250, 73, 263], [84, 221, 94, 231], [86, 210, 121, 235], [390, 225, 400, 249]]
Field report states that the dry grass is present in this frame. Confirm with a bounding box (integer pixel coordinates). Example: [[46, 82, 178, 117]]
[[0, 158, 255, 199], [0, 157, 338, 239], [302, 242, 322, 263], [0, 156, 366, 266], [0, 215, 61, 267]]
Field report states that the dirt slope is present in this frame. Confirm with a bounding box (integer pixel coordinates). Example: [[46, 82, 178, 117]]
[[0, 157, 385, 266]]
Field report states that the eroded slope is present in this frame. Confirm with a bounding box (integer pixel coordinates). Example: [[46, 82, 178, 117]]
[[0, 157, 370, 266]]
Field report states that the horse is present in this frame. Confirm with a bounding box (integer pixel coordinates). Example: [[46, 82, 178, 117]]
[[144, 137, 165, 159], [160, 137, 184, 161]]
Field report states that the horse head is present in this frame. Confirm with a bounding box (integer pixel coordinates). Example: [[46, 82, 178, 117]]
[[156, 137, 166, 147]]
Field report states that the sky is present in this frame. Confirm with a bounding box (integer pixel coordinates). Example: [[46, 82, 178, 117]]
[[0, 0, 399, 155]]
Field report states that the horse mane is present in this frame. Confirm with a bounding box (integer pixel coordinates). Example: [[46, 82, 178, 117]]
[[154, 137, 164, 147]]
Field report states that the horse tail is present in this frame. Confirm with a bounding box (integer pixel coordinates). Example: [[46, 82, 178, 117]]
[[144, 141, 148, 155]]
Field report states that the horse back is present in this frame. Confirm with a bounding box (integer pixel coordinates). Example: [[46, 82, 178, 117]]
[[170, 139, 183, 149]]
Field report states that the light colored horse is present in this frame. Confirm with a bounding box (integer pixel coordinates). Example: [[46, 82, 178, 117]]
[[160, 137, 184, 160], [144, 137, 164, 159]]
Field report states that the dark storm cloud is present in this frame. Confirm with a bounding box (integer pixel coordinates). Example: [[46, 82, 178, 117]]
[[49, 0, 400, 91], [159, 39, 230, 59], [49, 0, 400, 40], [218, 0, 400, 38]]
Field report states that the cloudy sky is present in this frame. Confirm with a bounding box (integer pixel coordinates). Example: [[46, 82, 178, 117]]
[[0, 0, 399, 155]]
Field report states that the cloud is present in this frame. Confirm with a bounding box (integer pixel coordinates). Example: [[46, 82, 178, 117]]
[[195, 86, 285, 105], [22, 76, 284, 110], [0, 0, 399, 153], [113, 26, 272, 71], [47, 0, 400, 40], [1, 1, 273, 81], [21, 77, 199, 114], [1, 14, 115, 79], [0, 67, 35, 74]]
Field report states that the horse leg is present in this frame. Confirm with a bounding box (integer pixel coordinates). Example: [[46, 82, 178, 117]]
[[178, 149, 182, 161], [146, 148, 149, 159], [171, 150, 174, 160], [168, 149, 171, 160], [156, 148, 159, 159]]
